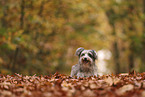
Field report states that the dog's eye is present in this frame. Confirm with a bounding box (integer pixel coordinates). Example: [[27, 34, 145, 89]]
[[88, 53, 93, 58], [81, 53, 85, 56]]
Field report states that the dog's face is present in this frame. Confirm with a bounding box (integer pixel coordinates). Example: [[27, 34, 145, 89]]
[[76, 47, 97, 66]]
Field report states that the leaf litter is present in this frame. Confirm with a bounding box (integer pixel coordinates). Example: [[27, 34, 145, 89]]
[[0, 70, 144, 97]]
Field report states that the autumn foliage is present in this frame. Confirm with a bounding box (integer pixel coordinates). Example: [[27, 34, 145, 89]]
[[0, 0, 145, 75], [0, 70, 145, 97]]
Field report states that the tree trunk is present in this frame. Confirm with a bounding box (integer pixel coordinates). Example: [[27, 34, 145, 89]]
[[11, 47, 19, 73], [128, 4, 135, 71], [20, 0, 25, 29], [142, 0, 145, 61], [106, 9, 120, 74], [128, 42, 134, 71], [11, 0, 25, 73], [140, 0, 145, 72], [1, 1, 8, 28], [38, 0, 44, 16], [112, 25, 120, 74], [113, 41, 120, 74]]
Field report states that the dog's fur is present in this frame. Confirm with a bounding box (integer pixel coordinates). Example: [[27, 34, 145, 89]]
[[71, 47, 98, 78]]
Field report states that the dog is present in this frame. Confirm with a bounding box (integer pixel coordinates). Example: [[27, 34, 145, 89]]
[[71, 47, 98, 78]]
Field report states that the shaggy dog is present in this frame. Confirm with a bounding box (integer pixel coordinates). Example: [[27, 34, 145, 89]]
[[71, 47, 98, 78]]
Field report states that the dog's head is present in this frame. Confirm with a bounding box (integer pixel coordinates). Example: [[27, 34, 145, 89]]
[[75, 47, 97, 66]]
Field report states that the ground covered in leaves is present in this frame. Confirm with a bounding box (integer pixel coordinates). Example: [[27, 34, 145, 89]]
[[0, 71, 145, 97]]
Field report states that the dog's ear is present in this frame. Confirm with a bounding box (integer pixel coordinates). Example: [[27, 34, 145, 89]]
[[75, 47, 84, 56], [91, 50, 98, 60]]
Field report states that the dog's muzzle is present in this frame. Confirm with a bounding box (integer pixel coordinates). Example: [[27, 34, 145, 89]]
[[82, 58, 90, 64]]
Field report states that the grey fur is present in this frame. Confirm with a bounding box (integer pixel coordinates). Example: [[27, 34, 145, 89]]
[[71, 48, 98, 78], [75, 47, 84, 56], [91, 50, 98, 60]]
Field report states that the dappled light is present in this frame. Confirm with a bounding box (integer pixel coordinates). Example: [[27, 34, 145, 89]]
[[97, 49, 112, 75]]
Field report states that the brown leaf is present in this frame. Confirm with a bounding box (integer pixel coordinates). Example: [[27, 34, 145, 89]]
[[129, 70, 137, 76], [0, 90, 12, 96], [83, 89, 96, 96], [90, 83, 98, 89], [104, 77, 113, 86], [116, 84, 134, 95], [141, 91, 145, 97]]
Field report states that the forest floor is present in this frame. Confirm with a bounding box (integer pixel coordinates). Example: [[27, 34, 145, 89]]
[[0, 70, 145, 97]]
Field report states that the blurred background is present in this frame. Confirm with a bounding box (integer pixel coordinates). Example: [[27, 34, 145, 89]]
[[0, 0, 144, 75]]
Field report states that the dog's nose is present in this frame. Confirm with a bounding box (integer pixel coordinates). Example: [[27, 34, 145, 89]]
[[84, 58, 87, 61]]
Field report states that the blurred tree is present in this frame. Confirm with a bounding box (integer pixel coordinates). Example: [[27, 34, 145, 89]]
[[0, 0, 144, 75], [106, 3, 120, 74], [141, 0, 145, 72], [102, 0, 144, 73]]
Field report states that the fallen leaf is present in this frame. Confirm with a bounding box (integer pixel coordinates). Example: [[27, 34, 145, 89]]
[[141, 90, 145, 97], [83, 89, 96, 96], [116, 84, 134, 95], [104, 77, 113, 86], [90, 83, 97, 89]]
